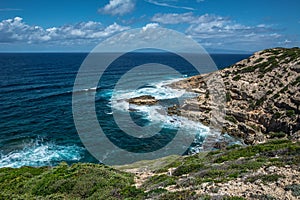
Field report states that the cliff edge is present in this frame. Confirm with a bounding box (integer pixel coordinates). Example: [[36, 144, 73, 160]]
[[169, 47, 300, 144]]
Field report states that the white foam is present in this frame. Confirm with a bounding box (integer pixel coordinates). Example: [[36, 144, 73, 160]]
[[110, 78, 207, 130], [73, 86, 100, 94], [0, 138, 84, 168], [108, 78, 233, 154], [110, 78, 196, 112], [112, 78, 188, 100], [89, 87, 97, 91]]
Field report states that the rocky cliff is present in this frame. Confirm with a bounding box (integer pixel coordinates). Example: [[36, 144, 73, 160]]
[[169, 48, 300, 144]]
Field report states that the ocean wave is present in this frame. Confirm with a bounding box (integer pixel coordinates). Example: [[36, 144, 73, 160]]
[[0, 138, 85, 168], [109, 78, 196, 115], [0, 82, 32, 89], [16, 86, 101, 103], [108, 77, 225, 154], [0, 82, 74, 94], [73, 87, 98, 93]]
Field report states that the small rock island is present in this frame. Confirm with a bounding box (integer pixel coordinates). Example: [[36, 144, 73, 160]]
[[128, 95, 158, 105]]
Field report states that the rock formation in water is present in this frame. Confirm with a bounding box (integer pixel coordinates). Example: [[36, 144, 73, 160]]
[[128, 95, 158, 105]]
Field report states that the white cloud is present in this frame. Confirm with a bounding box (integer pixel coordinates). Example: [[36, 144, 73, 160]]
[[90, 23, 129, 38], [151, 13, 277, 40], [152, 13, 229, 25], [96, 23, 204, 52], [185, 15, 273, 39], [145, 0, 195, 11], [152, 12, 195, 24], [0, 17, 130, 44], [151, 12, 287, 51], [98, 0, 135, 16], [142, 23, 159, 31]]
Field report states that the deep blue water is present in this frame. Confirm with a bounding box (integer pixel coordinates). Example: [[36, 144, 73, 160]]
[[0, 53, 250, 167]]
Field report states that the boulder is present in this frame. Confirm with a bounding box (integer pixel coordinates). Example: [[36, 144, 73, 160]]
[[128, 95, 158, 105]]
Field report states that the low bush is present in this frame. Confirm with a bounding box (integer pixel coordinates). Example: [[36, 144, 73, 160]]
[[232, 75, 241, 81], [285, 184, 300, 197]]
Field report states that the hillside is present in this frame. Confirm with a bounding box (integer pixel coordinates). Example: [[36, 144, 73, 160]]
[[0, 139, 299, 199], [169, 47, 300, 144]]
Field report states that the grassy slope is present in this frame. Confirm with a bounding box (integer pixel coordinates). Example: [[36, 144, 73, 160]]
[[0, 139, 299, 199]]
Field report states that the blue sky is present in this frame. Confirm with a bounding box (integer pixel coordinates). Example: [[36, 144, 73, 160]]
[[0, 0, 299, 52]]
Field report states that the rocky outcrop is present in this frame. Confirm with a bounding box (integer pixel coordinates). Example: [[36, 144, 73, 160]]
[[168, 48, 300, 144], [118, 139, 300, 200], [128, 95, 158, 105]]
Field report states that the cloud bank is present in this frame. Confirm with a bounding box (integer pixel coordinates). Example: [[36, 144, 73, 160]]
[[0, 17, 129, 45], [152, 12, 284, 50]]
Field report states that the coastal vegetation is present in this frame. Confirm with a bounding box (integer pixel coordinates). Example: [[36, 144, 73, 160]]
[[0, 139, 299, 199]]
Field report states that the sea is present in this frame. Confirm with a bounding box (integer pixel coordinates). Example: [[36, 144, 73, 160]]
[[0, 53, 250, 168]]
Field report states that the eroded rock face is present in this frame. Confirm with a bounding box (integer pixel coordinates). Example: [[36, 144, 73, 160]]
[[169, 48, 300, 144], [128, 95, 158, 105]]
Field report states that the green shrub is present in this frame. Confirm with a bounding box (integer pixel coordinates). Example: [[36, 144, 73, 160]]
[[280, 85, 288, 93], [142, 174, 176, 188], [232, 75, 241, 81], [0, 163, 141, 199], [286, 110, 295, 117], [285, 184, 300, 197], [255, 61, 269, 73], [229, 160, 264, 171], [226, 144, 242, 150], [173, 162, 205, 176], [223, 197, 246, 200], [273, 112, 281, 119], [120, 186, 144, 198], [253, 57, 264, 64], [255, 97, 265, 107], [291, 76, 300, 86], [154, 159, 182, 173], [214, 139, 293, 163], [269, 131, 286, 138], [258, 74, 264, 78], [207, 149, 222, 156], [160, 190, 197, 200], [226, 92, 231, 102], [266, 90, 273, 95], [273, 93, 280, 99], [147, 188, 168, 195], [225, 115, 237, 123], [246, 174, 283, 183], [240, 66, 256, 73], [249, 194, 276, 200]]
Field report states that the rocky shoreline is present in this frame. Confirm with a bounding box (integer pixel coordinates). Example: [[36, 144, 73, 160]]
[[166, 48, 300, 145], [128, 48, 300, 146]]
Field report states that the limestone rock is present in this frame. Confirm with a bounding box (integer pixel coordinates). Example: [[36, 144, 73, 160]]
[[128, 95, 158, 105], [169, 48, 300, 144]]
